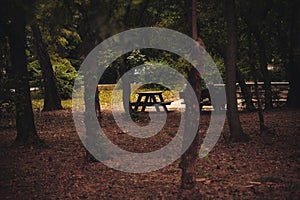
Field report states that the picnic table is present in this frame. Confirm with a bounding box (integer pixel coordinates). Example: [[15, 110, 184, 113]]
[[130, 91, 173, 112]]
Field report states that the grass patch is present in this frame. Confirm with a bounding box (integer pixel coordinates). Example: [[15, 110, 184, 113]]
[[32, 86, 178, 110], [100, 88, 177, 109], [32, 99, 73, 110]]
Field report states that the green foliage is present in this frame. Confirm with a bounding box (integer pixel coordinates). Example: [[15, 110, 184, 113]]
[[4, 0, 292, 111], [135, 58, 185, 90], [212, 55, 225, 81], [52, 55, 77, 99], [56, 28, 82, 53], [28, 55, 77, 100], [126, 50, 147, 67], [28, 60, 42, 88], [146, 0, 185, 32], [99, 50, 147, 84]]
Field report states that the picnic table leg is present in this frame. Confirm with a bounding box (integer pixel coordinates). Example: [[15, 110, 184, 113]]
[[158, 94, 168, 112], [150, 94, 161, 112], [141, 95, 150, 112], [134, 95, 143, 111]]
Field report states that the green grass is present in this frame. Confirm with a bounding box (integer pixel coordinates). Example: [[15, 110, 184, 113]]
[[31, 87, 178, 110], [31, 99, 73, 110], [100, 88, 177, 109]]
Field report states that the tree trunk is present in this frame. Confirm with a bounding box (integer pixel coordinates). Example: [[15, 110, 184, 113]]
[[179, 1, 202, 198], [242, 1, 273, 110], [191, 0, 197, 40], [120, 56, 131, 114], [287, 0, 300, 108], [236, 68, 255, 111], [224, 0, 248, 142], [8, 4, 42, 146], [30, 24, 63, 111], [184, 0, 193, 36], [84, 78, 105, 162], [252, 30, 273, 110], [95, 86, 101, 119], [253, 78, 267, 134], [248, 32, 268, 134], [180, 67, 202, 189]]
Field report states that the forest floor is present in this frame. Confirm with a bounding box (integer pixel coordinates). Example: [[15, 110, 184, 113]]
[[0, 108, 300, 199]]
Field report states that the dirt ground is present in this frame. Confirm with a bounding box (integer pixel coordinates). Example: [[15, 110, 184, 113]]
[[0, 108, 300, 199]]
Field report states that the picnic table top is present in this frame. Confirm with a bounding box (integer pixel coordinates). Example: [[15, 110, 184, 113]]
[[137, 91, 163, 95]]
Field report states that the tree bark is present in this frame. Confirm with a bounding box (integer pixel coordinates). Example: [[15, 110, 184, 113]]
[[180, 67, 202, 187], [252, 30, 273, 110], [236, 68, 255, 111], [224, 0, 248, 142], [30, 24, 63, 111], [179, 1, 202, 198], [248, 32, 268, 134], [120, 56, 131, 114], [95, 86, 101, 119], [8, 4, 42, 146], [243, 1, 273, 110], [191, 0, 197, 40], [287, 0, 300, 108], [184, 0, 193, 36], [84, 77, 106, 162]]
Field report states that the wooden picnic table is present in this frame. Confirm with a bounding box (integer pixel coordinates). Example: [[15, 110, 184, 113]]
[[130, 91, 172, 112]]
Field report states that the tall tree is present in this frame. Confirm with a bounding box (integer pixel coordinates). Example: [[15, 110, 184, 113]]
[[224, 0, 248, 141], [6, 1, 42, 146], [252, 30, 273, 109], [76, 0, 126, 161], [248, 32, 269, 134], [179, 0, 203, 198], [120, 56, 131, 114], [120, 2, 133, 115], [30, 24, 63, 111], [243, 0, 273, 109]]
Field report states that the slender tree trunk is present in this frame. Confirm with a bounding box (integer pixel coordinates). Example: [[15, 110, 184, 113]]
[[30, 24, 63, 111], [84, 85, 98, 162], [180, 68, 202, 184], [137, 0, 150, 26], [8, 4, 42, 146], [253, 78, 267, 134], [95, 86, 101, 119], [252, 30, 273, 110], [120, 56, 131, 114], [236, 68, 255, 111], [84, 77, 105, 162], [184, 0, 193, 36], [287, 0, 300, 108], [248, 32, 268, 134], [179, 1, 202, 198], [224, 0, 248, 142], [242, 1, 272, 110], [191, 0, 197, 40]]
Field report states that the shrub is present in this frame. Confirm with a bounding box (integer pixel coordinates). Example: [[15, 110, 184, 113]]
[[28, 55, 77, 100]]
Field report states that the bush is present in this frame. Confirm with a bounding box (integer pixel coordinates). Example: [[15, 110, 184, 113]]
[[28, 55, 77, 100], [52, 56, 77, 99]]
